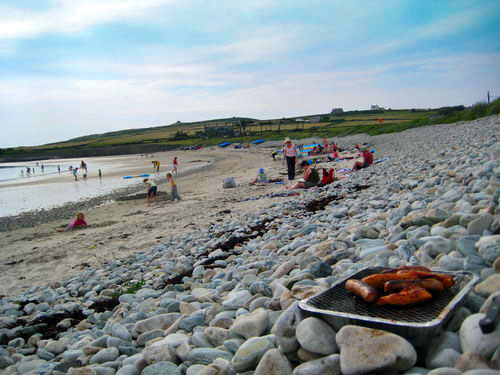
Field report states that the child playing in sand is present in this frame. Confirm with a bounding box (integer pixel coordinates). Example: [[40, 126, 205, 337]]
[[143, 178, 157, 205], [166, 172, 181, 201], [57, 212, 88, 232]]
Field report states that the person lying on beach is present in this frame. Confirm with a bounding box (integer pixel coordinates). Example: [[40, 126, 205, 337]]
[[287, 160, 320, 189], [166, 172, 182, 201], [57, 212, 88, 232], [143, 178, 157, 205], [250, 168, 268, 184], [351, 148, 374, 171], [319, 168, 335, 186]]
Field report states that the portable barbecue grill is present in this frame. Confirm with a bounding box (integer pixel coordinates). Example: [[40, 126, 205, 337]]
[[299, 267, 478, 347]]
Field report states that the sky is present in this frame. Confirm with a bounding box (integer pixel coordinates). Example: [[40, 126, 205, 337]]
[[1, 0, 499, 147]]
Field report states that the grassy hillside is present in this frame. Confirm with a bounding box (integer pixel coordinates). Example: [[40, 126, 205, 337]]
[[2, 101, 498, 158]]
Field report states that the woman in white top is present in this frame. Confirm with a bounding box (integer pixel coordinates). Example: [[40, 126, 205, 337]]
[[282, 138, 297, 180]]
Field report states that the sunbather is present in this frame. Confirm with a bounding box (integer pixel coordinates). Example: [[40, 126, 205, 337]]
[[352, 148, 374, 171], [287, 160, 320, 189]]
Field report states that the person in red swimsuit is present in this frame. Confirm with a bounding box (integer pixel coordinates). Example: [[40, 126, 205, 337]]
[[173, 157, 178, 173], [352, 149, 374, 171]]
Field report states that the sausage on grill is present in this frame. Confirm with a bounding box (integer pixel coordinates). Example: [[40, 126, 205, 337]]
[[383, 278, 444, 293], [408, 271, 455, 289], [361, 272, 421, 289], [376, 286, 433, 306], [345, 279, 379, 303]]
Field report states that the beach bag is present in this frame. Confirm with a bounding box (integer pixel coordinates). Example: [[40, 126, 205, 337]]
[[223, 177, 236, 188]]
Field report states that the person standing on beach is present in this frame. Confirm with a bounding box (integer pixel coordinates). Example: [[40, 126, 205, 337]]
[[41, 164, 44, 172], [72, 167, 78, 181], [173, 157, 178, 173], [282, 137, 297, 180], [98, 169, 102, 179], [58, 165, 60, 173], [322, 138, 329, 153], [166, 172, 181, 201]]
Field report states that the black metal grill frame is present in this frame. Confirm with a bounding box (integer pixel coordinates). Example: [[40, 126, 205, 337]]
[[300, 267, 477, 327]]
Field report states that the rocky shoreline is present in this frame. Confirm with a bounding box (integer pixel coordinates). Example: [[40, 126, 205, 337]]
[[0, 116, 499, 375]]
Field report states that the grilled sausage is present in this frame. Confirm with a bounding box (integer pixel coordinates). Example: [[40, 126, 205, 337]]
[[409, 271, 455, 289], [376, 286, 433, 306], [381, 265, 431, 274], [383, 278, 444, 293], [361, 272, 421, 289], [345, 279, 379, 303]]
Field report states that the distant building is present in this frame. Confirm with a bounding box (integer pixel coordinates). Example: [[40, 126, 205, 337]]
[[371, 105, 384, 110], [295, 118, 305, 122], [331, 108, 343, 114], [307, 115, 320, 122]]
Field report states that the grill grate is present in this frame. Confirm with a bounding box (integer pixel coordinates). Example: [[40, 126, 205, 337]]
[[306, 267, 472, 324]]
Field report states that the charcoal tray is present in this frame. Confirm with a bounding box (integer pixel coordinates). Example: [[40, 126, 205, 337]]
[[299, 267, 477, 346]]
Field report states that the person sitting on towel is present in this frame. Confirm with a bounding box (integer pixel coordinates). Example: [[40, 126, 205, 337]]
[[287, 160, 320, 189]]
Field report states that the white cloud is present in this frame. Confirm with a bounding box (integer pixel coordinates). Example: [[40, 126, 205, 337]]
[[0, 0, 177, 40], [2, 51, 497, 147]]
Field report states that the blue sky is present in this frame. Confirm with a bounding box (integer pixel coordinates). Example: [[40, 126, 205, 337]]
[[1, 0, 499, 147]]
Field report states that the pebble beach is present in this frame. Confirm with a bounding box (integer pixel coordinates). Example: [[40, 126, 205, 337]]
[[0, 116, 499, 375]]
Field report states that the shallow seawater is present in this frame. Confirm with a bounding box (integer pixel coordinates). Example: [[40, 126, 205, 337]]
[[0, 163, 70, 182], [0, 156, 208, 217], [0, 176, 141, 217]]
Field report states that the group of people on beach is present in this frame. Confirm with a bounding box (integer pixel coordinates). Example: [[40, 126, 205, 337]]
[[67, 160, 102, 181], [23, 159, 104, 181], [282, 137, 374, 189], [22, 163, 50, 177], [143, 171, 181, 206], [144, 157, 181, 205], [57, 156, 182, 232]]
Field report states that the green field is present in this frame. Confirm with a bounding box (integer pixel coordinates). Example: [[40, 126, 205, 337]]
[[2, 101, 499, 157]]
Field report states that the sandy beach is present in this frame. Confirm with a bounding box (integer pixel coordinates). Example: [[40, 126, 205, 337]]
[[0, 146, 358, 296]]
